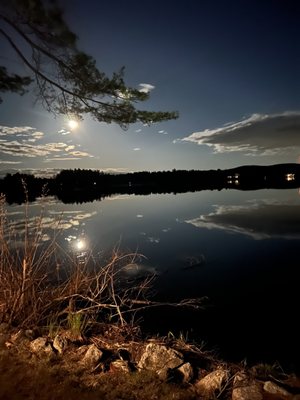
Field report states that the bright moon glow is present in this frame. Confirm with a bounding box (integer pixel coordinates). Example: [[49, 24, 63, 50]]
[[76, 239, 86, 250], [68, 119, 79, 130]]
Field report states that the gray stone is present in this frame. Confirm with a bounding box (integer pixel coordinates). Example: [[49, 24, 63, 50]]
[[81, 344, 103, 367], [194, 368, 229, 397], [232, 372, 263, 400], [138, 343, 184, 380], [30, 337, 54, 355], [53, 334, 68, 354], [110, 359, 131, 373], [263, 381, 292, 398], [178, 362, 194, 384]]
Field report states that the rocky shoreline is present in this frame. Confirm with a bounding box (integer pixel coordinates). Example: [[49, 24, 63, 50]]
[[1, 323, 300, 400]]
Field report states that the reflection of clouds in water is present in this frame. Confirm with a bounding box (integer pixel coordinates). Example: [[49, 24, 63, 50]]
[[162, 227, 171, 233], [6, 210, 97, 241], [136, 214, 143, 218], [147, 236, 160, 244], [139, 232, 160, 243], [186, 202, 300, 240], [106, 195, 132, 201]]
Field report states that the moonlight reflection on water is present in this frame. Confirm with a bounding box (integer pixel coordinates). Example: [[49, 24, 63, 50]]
[[4, 189, 300, 369]]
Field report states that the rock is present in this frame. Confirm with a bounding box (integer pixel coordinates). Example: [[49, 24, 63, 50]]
[[137, 343, 184, 380], [194, 368, 229, 397], [30, 337, 54, 356], [81, 344, 103, 367], [77, 345, 90, 356], [232, 372, 263, 400], [178, 362, 194, 384], [110, 359, 131, 373], [263, 381, 292, 398], [53, 334, 68, 354]]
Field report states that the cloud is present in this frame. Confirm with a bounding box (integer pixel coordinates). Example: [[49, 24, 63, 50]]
[[180, 111, 300, 155], [100, 167, 129, 174], [58, 129, 70, 135], [133, 147, 141, 151], [186, 201, 300, 240], [0, 160, 22, 165], [0, 125, 94, 162], [158, 130, 168, 135], [32, 131, 44, 139], [0, 126, 35, 136], [67, 150, 93, 157], [65, 145, 75, 152], [138, 83, 155, 93], [44, 157, 82, 162], [0, 140, 69, 157]]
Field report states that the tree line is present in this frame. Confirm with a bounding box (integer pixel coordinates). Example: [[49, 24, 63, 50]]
[[1, 164, 299, 204]]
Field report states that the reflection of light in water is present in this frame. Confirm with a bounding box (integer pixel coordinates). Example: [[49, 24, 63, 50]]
[[64, 234, 90, 259], [76, 239, 86, 250]]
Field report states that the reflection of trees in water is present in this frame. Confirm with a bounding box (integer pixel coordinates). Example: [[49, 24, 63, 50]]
[[1, 164, 300, 204]]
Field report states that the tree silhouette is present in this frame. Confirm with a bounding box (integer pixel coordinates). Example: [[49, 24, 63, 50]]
[[0, 0, 178, 128]]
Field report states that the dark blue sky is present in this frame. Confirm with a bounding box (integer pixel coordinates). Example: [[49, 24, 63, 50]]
[[0, 0, 299, 175]]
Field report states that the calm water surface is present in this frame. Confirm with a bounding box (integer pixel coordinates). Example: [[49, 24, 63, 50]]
[[6, 188, 300, 369]]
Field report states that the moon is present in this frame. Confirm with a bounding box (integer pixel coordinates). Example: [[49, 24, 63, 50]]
[[68, 119, 79, 130]]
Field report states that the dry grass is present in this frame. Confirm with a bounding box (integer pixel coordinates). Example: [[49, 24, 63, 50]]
[[0, 194, 156, 334], [0, 194, 203, 336], [0, 347, 198, 400]]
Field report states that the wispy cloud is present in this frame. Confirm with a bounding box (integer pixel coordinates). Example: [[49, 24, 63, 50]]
[[67, 150, 93, 157], [100, 167, 129, 174], [0, 125, 94, 162], [186, 201, 300, 240], [179, 111, 300, 156], [138, 83, 155, 93], [0, 126, 36, 136], [58, 129, 70, 135], [0, 160, 22, 165], [44, 157, 82, 162], [133, 147, 141, 151]]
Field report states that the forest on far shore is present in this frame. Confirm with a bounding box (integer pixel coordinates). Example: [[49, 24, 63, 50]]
[[0, 163, 299, 204]]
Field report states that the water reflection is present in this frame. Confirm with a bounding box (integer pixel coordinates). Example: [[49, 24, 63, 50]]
[[3, 189, 300, 369], [186, 201, 300, 240], [65, 233, 90, 264]]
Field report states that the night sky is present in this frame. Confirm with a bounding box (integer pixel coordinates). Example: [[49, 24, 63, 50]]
[[0, 0, 299, 176]]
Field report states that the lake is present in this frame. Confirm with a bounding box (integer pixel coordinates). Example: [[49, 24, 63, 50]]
[[4, 187, 300, 370]]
